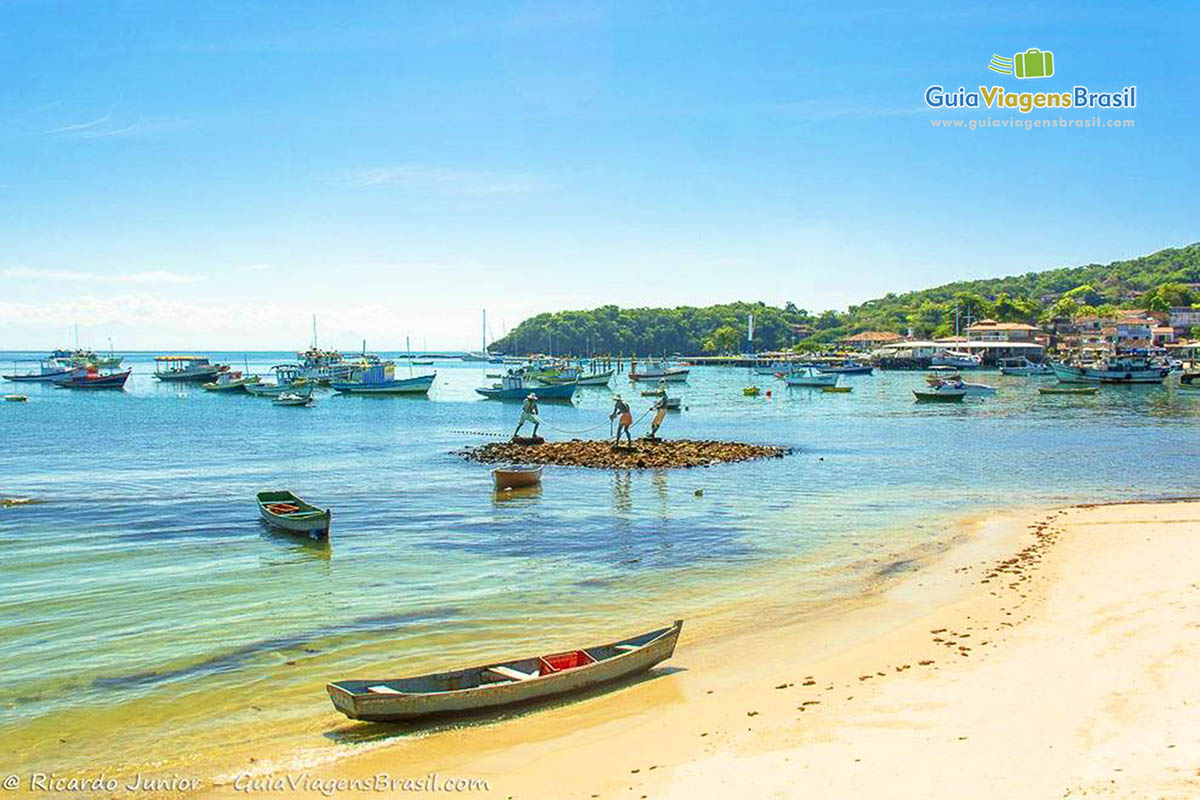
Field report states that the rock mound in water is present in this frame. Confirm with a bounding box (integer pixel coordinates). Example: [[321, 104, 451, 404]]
[[460, 438, 790, 469]]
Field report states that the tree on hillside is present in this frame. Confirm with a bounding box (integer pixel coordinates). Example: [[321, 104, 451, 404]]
[[1144, 282, 1194, 311], [703, 325, 742, 354]]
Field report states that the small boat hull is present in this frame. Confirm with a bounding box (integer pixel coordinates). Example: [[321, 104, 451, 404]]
[[202, 376, 260, 392], [256, 490, 330, 538], [327, 620, 682, 722], [154, 367, 224, 382], [913, 389, 966, 402], [273, 393, 314, 406], [628, 368, 689, 382], [1050, 362, 1168, 384], [2, 370, 78, 383], [492, 466, 543, 490], [331, 374, 436, 395], [476, 383, 578, 401], [4, 394, 28, 402], [1039, 386, 1099, 395], [56, 369, 132, 389], [785, 374, 839, 387], [822, 386, 853, 393], [817, 364, 873, 375], [539, 371, 614, 386]]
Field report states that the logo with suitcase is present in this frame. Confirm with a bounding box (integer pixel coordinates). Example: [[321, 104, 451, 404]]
[[989, 48, 1055, 79]]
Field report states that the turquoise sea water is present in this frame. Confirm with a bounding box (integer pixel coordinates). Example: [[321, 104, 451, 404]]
[[2, 352, 1199, 776]]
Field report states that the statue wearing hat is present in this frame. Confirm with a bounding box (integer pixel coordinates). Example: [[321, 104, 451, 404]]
[[513, 392, 541, 440], [610, 393, 633, 447]]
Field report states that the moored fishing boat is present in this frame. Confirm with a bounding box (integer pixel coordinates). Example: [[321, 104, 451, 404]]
[[538, 369, 614, 387], [931, 349, 983, 370], [784, 367, 838, 387], [326, 620, 683, 721], [628, 359, 689, 382], [924, 374, 995, 395], [2, 357, 81, 383], [256, 490, 330, 538], [245, 365, 311, 397], [273, 389, 315, 406], [477, 372, 578, 401], [202, 370, 260, 392], [753, 361, 791, 375], [1050, 353, 1169, 384], [913, 385, 966, 402], [154, 356, 226, 382], [492, 465, 543, 490], [330, 362, 435, 395], [817, 359, 873, 375], [999, 356, 1053, 376], [56, 366, 132, 389]]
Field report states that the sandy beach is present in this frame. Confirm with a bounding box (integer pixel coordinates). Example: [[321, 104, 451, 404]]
[[193, 498, 1200, 800]]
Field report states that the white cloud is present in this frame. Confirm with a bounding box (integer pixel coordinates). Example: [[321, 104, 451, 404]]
[[333, 164, 547, 195], [45, 113, 192, 139], [45, 112, 113, 135], [2, 267, 202, 285]]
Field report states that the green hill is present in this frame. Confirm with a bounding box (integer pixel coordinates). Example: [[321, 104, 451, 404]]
[[490, 243, 1200, 356]]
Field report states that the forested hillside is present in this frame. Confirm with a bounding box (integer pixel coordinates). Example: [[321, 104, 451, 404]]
[[490, 243, 1200, 355]]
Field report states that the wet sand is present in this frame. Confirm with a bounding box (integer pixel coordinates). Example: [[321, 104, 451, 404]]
[[201, 500, 1200, 799]]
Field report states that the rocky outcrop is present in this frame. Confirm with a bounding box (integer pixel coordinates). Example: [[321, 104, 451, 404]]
[[459, 438, 790, 469]]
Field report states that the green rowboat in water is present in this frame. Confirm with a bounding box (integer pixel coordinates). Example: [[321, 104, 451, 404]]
[[256, 490, 331, 539]]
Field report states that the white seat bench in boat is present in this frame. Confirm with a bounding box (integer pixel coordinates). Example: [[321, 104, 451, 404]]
[[488, 665, 538, 681], [367, 684, 403, 694], [615, 644, 639, 652]]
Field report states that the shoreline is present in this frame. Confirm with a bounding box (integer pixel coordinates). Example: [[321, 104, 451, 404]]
[[189, 497, 1200, 799]]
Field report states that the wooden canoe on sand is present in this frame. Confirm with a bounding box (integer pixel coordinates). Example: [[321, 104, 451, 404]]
[[327, 620, 683, 721]]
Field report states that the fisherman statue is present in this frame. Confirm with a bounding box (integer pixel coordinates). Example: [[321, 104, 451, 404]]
[[610, 394, 634, 447], [513, 392, 541, 441], [647, 382, 669, 440]]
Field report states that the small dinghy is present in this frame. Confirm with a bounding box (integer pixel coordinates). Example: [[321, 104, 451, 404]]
[[742, 386, 760, 396], [274, 391, 314, 407], [4, 394, 28, 402], [327, 620, 683, 722], [492, 465, 543, 490], [821, 386, 853, 393], [256, 490, 331, 538], [1039, 386, 1099, 395], [913, 387, 966, 402]]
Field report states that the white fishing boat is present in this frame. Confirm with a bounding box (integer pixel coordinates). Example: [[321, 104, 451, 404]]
[[2, 357, 82, 383], [154, 356, 227, 382], [998, 356, 1053, 376], [784, 367, 839, 387], [753, 361, 791, 375], [1050, 353, 1170, 384], [924, 374, 995, 395], [628, 359, 689, 382], [931, 349, 983, 369]]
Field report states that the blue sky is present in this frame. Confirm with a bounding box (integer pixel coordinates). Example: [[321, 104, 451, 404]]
[[1, 1, 1197, 350]]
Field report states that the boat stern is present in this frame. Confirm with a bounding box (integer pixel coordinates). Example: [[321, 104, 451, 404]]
[[326, 683, 361, 718]]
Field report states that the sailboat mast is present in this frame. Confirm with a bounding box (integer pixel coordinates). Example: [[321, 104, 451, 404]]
[[311, 314, 318, 349], [481, 309, 487, 353]]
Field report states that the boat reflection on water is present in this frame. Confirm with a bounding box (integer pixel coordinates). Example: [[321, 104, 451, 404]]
[[492, 485, 543, 504]]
